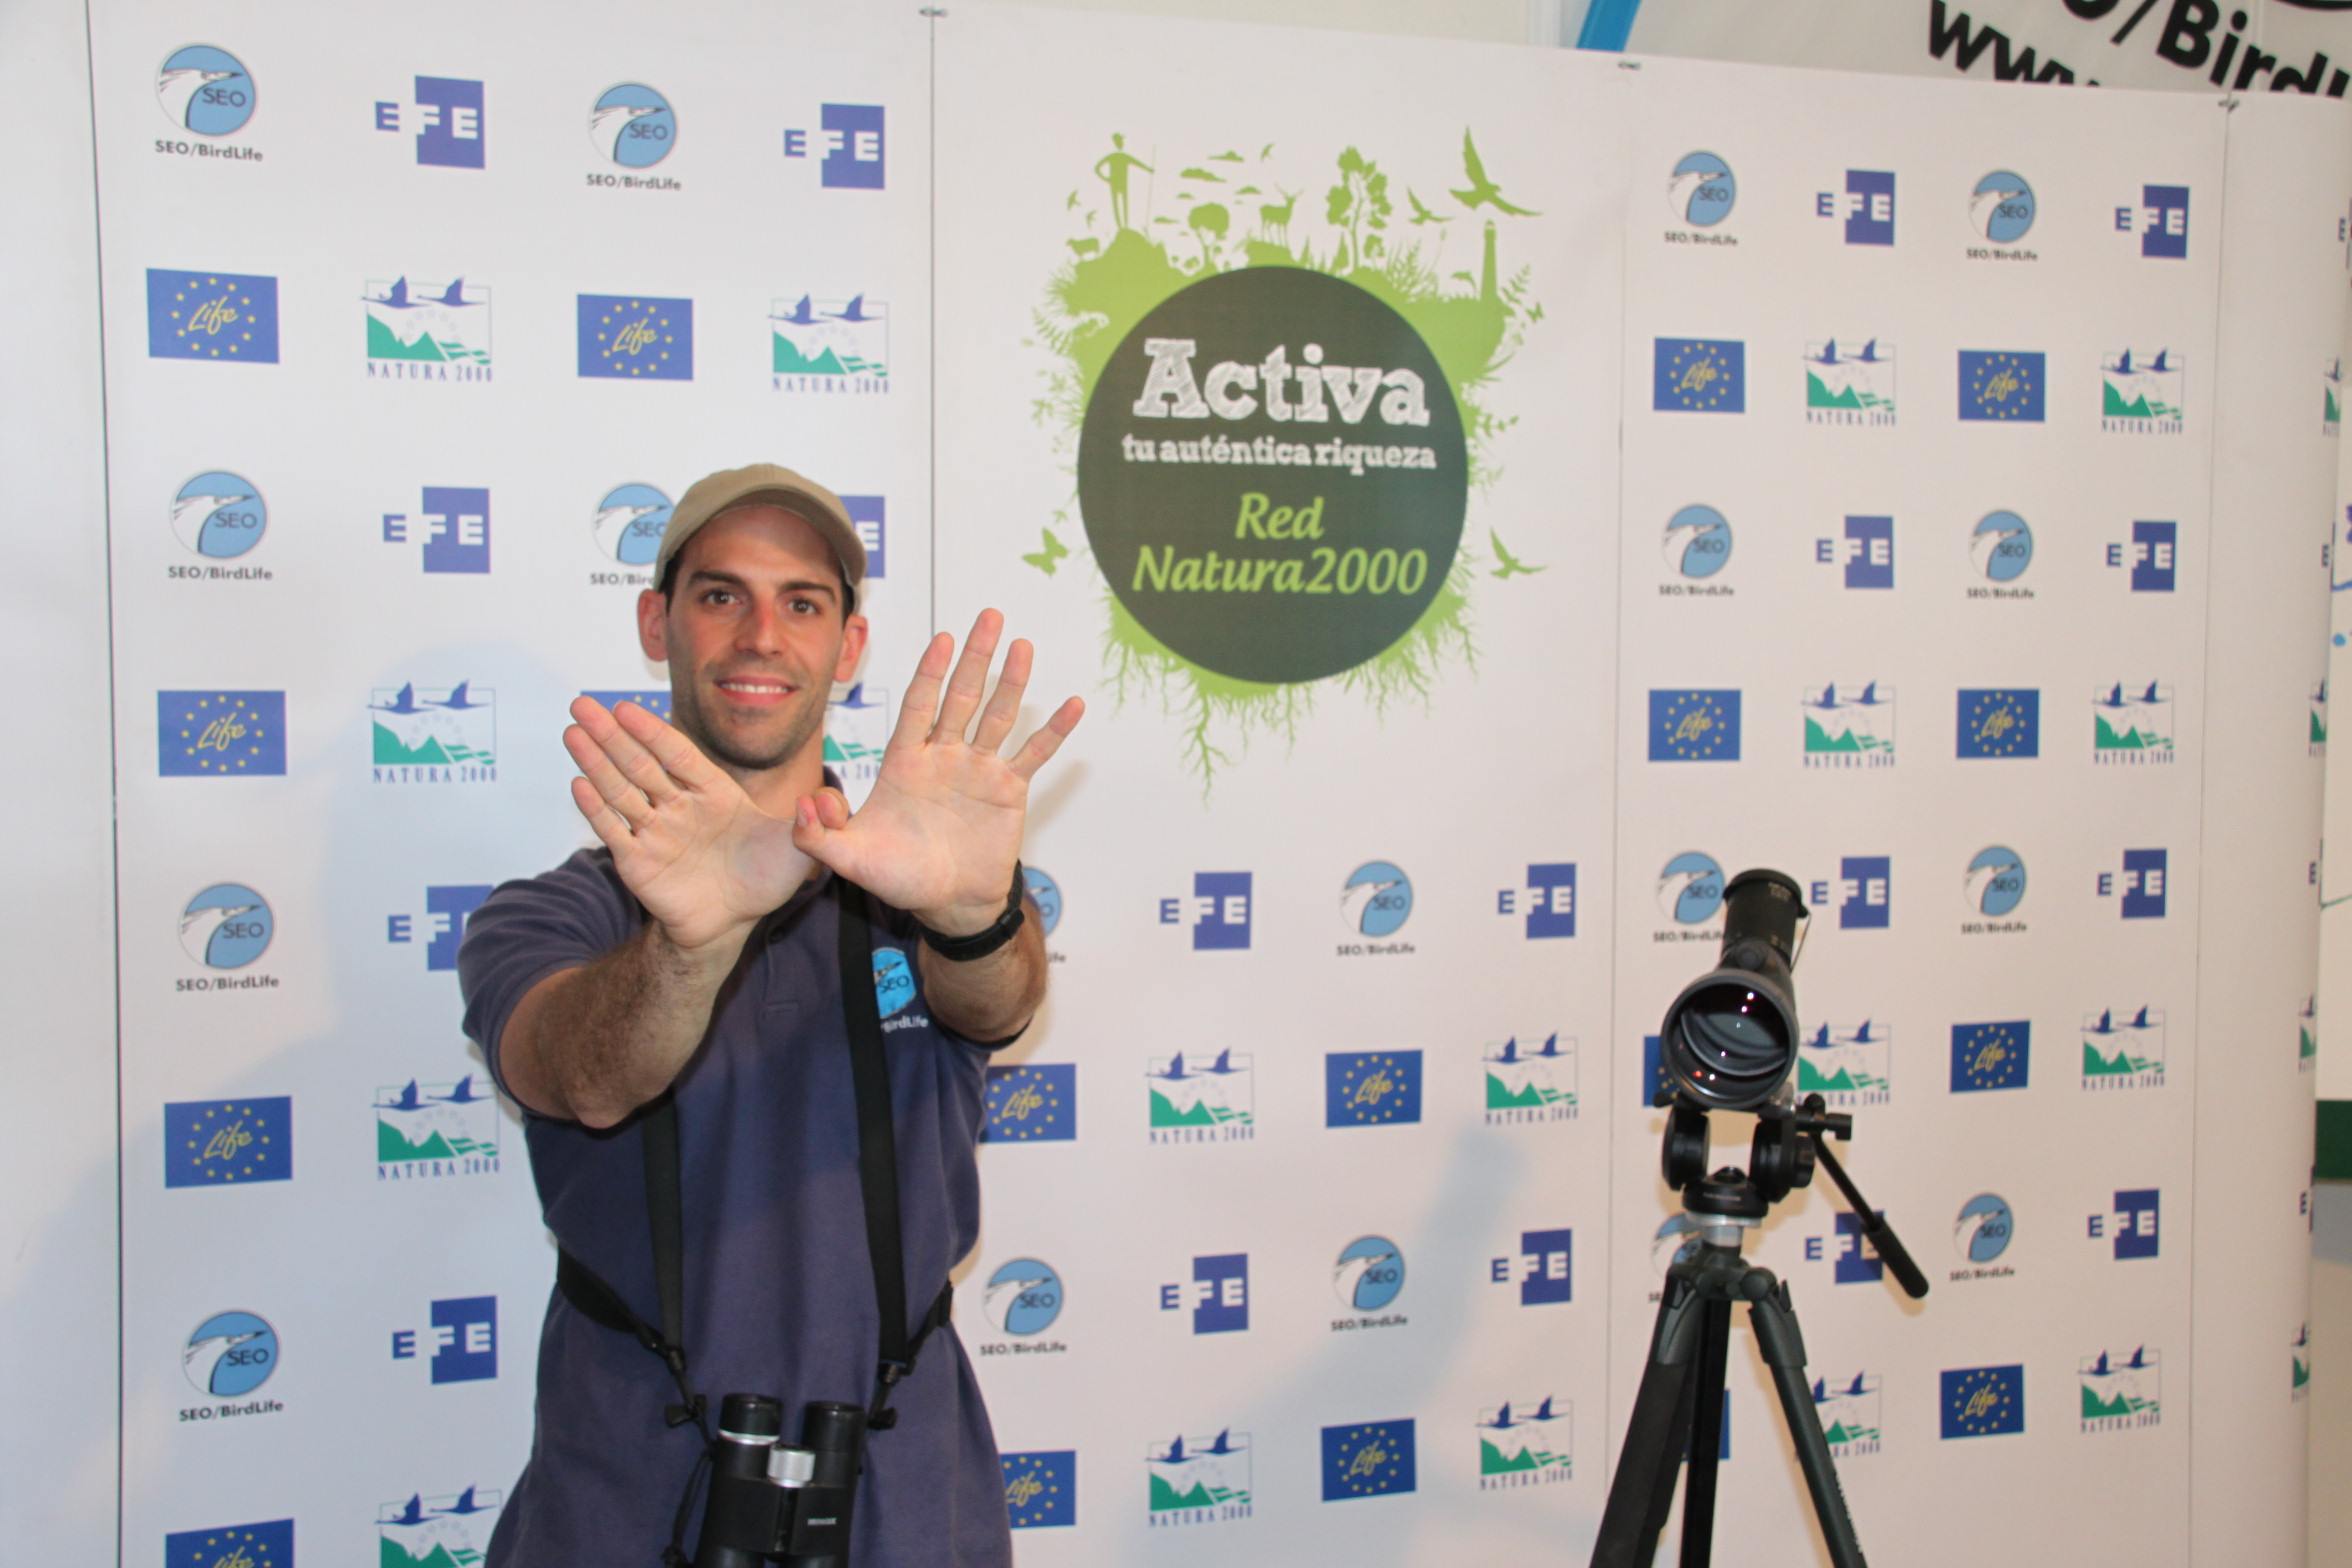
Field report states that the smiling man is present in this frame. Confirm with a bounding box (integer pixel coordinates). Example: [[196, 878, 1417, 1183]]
[[457, 463, 1082, 1568]]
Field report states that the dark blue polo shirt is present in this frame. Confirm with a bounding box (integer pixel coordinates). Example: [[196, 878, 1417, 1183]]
[[458, 848, 1012, 1568]]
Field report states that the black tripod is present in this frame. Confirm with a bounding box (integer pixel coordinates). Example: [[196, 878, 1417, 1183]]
[[1591, 1095, 1928, 1568]]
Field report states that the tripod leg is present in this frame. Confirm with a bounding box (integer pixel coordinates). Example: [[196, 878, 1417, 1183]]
[[1675, 1297, 1731, 1568], [1590, 1276, 1707, 1568], [1742, 1271, 1869, 1568]]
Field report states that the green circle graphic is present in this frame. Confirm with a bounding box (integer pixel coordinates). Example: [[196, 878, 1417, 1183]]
[[1077, 267, 1468, 685]]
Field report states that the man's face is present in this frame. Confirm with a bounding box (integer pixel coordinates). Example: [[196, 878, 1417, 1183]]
[[636, 504, 866, 775]]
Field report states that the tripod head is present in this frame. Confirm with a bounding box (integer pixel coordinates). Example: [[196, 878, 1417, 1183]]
[[1654, 1089, 1929, 1299]]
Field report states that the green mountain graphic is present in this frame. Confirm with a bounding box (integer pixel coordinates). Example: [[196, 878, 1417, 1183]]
[[2095, 714, 2167, 751], [378, 1120, 497, 1163], [1486, 1073, 1564, 1109], [823, 735, 883, 764], [1821, 1420, 1878, 1445], [381, 1539, 470, 1568], [2328, 387, 2340, 424], [2083, 1041, 2155, 1077], [2313, 712, 2328, 745], [2104, 383, 2178, 420], [1806, 372, 1862, 410], [2303, 1026, 2318, 1061], [1148, 1473, 1246, 1511], [1798, 1060, 1857, 1092], [370, 316, 448, 362], [1480, 1437, 1556, 1474], [1150, 1088, 1243, 1128], [774, 335, 849, 376], [1804, 717, 1887, 754], [373, 724, 493, 768], [2296, 1355, 2312, 1389], [2081, 1384, 2152, 1419]]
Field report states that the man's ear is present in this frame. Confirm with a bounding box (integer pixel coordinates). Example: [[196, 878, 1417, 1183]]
[[637, 590, 670, 662], [832, 613, 870, 685]]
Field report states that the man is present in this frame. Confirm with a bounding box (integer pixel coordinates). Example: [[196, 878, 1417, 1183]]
[[458, 462, 1083, 1567]]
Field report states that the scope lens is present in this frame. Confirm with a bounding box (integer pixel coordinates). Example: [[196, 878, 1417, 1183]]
[[1668, 980, 1793, 1105]]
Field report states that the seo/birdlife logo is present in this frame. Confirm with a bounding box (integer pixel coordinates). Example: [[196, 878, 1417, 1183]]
[[393, 1296, 497, 1382], [1161, 872, 1250, 950], [1333, 1236, 1406, 1322], [171, 471, 267, 562], [979, 1258, 1065, 1348], [182, 1310, 280, 1405], [1667, 152, 1735, 228], [157, 45, 256, 138], [1662, 504, 1733, 591], [1161, 1254, 1248, 1334], [1492, 1228, 1573, 1306], [1969, 171, 2035, 244], [1969, 511, 2033, 590]]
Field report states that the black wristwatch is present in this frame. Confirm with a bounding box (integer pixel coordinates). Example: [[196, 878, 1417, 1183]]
[[917, 862, 1028, 962]]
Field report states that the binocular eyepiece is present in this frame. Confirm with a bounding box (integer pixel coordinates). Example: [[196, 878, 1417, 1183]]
[[1658, 869, 1807, 1114], [691, 1395, 866, 1568]]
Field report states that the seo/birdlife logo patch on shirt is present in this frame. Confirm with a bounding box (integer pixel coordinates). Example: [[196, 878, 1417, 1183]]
[[874, 946, 918, 1020]]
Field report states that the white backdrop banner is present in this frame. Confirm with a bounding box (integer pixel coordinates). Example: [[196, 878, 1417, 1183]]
[[29, 2, 2349, 1565]]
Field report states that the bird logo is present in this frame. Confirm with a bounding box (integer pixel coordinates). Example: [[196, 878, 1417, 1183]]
[[1451, 130, 1539, 216]]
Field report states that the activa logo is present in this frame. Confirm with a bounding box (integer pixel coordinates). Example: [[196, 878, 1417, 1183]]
[[783, 105, 886, 189], [1161, 872, 1251, 949], [1810, 857, 1890, 929], [2117, 185, 2189, 259], [387, 885, 492, 969], [2089, 1188, 2161, 1259], [2099, 850, 2168, 917], [382, 486, 490, 572], [1819, 170, 1895, 245], [392, 1295, 497, 1381], [1492, 1228, 1573, 1305], [1806, 1211, 1887, 1284], [1160, 1253, 1248, 1333], [375, 77, 484, 168], [2109, 521, 2177, 591]]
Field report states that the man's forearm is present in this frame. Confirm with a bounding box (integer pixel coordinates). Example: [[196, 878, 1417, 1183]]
[[918, 900, 1049, 1043], [515, 923, 747, 1127]]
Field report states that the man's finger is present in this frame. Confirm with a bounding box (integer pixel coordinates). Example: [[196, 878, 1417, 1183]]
[[971, 638, 1035, 756], [610, 699, 720, 793], [811, 787, 853, 831], [569, 699, 687, 805], [889, 632, 955, 750], [1006, 695, 1086, 782], [569, 776, 636, 850], [563, 726, 659, 830], [930, 609, 1006, 744]]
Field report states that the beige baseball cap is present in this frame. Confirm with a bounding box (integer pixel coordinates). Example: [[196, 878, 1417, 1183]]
[[654, 463, 867, 600]]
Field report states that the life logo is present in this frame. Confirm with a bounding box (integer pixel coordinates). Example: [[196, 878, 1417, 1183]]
[[1667, 151, 1736, 228], [2116, 185, 2189, 259], [1491, 1228, 1572, 1305], [1806, 1210, 1887, 1284], [167, 1521, 291, 1568], [2108, 521, 2176, 592], [387, 885, 492, 970], [1969, 510, 2033, 586], [2098, 849, 2168, 918], [391, 1295, 497, 1382], [1817, 516, 1893, 589], [982, 1258, 1065, 1337], [1657, 852, 1726, 925], [1160, 1253, 1248, 1333], [2089, 1188, 2161, 1260], [1662, 505, 1732, 585], [1818, 170, 1895, 245], [1964, 845, 2027, 921], [783, 105, 886, 189], [1161, 871, 1251, 950], [590, 83, 674, 168], [381, 486, 490, 572], [171, 472, 267, 561], [1340, 860, 1413, 937], [1497, 862, 1575, 937], [156, 45, 256, 138], [1808, 857, 1890, 930], [374, 76, 484, 168], [1333, 1236, 1406, 1314], [180, 883, 273, 971], [1969, 171, 2035, 244], [380, 1488, 503, 1566], [182, 1310, 278, 1401]]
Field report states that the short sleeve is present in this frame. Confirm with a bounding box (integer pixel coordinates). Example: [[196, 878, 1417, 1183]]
[[457, 849, 640, 1100]]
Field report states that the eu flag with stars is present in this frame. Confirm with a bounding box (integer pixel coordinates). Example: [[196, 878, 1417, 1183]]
[[581, 690, 673, 722], [982, 1064, 1075, 1142], [1950, 1021, 2030, 1092], [1001, 1450, 1076, 1528], [1959, 351, 2045, 422], [1321, 1419, 1416, 1500], [578, 294, 694, 379], [166, 1098, 293, 1186], [147, 270, 280, 362], [1649, 690, 1741, 761], [159, 691, 286, 776], [1956, 689, 2038, 758], [167, 1519, 294, 1568], [1941, 1365, 2025, 1437], [1654, 338, 1745, 412], [1325, 1051, 1423, 1127]]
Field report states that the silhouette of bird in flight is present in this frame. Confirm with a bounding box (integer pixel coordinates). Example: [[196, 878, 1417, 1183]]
[[1022, 528, 1069, 576], [1451, 130, 1538, 216], [1490, 530, 1545, 578], [1406, 189, 1449, 226]]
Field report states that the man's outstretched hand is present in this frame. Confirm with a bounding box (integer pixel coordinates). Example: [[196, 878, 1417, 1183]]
[[791, 609, 1085, 936], [563, 695, 820, 956]]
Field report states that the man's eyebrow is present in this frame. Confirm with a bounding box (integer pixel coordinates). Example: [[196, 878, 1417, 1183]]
[[684, 567, 837, 600]]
